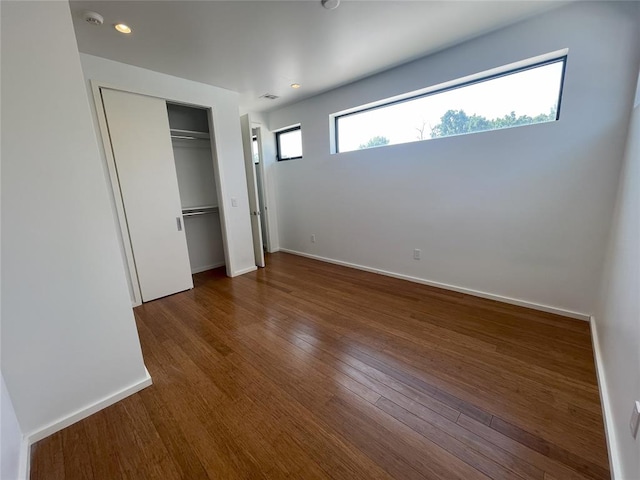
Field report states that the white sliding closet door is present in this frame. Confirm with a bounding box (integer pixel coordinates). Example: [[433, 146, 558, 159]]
[[240, 114, 265, 267], [101, 88, 193, 302]]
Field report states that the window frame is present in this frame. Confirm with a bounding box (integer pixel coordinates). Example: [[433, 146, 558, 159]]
[[334, 55, 568, 153], [252, 134, 260, 164], [276, 125, 303, 161]]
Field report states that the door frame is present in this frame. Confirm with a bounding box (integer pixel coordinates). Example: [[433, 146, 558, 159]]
[[252, 125, 272, 253], [90, 80, 232, 306], [240, 114, 265, 267]]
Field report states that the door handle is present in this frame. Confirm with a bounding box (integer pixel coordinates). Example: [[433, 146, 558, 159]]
[[176, 217, 182, 231]]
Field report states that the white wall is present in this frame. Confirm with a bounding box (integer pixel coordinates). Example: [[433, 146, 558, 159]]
[[1, 375, 23, 480], [79, 54, 256, 291], [594, 69, 640, 479], [1, 0, 148, 441], [267, 1, 640, 317]]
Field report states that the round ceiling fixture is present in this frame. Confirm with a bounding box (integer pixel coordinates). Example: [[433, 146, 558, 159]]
[[114, 23, 132, 34], [291, 83, 301, 89], [321, 0, 340, 10], [83, 11, 104, 26]]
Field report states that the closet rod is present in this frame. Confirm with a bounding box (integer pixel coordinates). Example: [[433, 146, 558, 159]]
[[170, 129, 210, 140], [171, 135, 208, 141]]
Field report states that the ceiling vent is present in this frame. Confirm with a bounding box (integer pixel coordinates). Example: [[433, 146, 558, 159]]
[[260, 93, 279, 100]]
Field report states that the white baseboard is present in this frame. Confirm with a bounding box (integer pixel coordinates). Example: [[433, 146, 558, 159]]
[[590, 316, 621, 480], [26, 368, 152, 445], [191, 261, 225, 274], [231, 265, 258, 277], [278, 248, 590, 321]]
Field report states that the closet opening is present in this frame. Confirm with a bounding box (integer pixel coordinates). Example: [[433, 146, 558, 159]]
[[167, 103, 227, 276]]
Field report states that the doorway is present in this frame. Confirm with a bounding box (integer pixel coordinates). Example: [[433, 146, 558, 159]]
[[240, 114, 268, 267]]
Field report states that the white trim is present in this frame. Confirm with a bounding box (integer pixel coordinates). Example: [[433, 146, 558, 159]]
[[18, 437, 30, 480], [191, 262, 226, 274], [25, 368, 152, 445], [231, 265, 258, 277], [253, 124, 272, 254], [278, 248, 590, 321], [590, 316, 621, 480]]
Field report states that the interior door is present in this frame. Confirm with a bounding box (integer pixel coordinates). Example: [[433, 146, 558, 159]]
[[253, 127, 270, 252], [101, 88, 194, 301], [240, 114, 266, 267]]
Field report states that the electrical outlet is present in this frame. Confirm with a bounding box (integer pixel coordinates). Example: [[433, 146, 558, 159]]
[[413, 249, 421, 260], [630, 401, 640, 439], [311, 234, 316, 243]]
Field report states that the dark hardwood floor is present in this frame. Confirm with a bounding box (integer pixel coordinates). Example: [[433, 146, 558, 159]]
[[30, 252, 609, 480]]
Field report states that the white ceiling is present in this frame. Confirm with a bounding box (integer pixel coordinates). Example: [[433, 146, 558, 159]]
[[69, 1, 561, 113]]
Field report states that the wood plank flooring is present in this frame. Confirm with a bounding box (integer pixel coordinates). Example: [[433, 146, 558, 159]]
[[30, 252, 609, 480]]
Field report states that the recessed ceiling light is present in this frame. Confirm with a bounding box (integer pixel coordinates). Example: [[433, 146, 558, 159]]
[[291, 83, 301, 89], [114, 23, 132, 34]]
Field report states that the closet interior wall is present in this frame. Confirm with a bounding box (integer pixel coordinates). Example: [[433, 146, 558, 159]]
[[168, 103, 226, 274]]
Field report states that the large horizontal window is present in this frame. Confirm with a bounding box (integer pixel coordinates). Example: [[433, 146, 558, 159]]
[[335, 56, 566, 153], [276, 125, 303, 161]]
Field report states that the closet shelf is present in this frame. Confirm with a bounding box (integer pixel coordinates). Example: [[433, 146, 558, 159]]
[[170, 129, 210, 141], [182, 205, 219, 217]]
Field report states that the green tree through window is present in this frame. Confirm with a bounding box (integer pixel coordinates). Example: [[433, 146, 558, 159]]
[[430, 107, 557, 139], [359, 136, 390, 150]]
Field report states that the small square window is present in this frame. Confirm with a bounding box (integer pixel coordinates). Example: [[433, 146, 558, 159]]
[[251, 135, 260, 164], [276, 126, 302, 161]]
